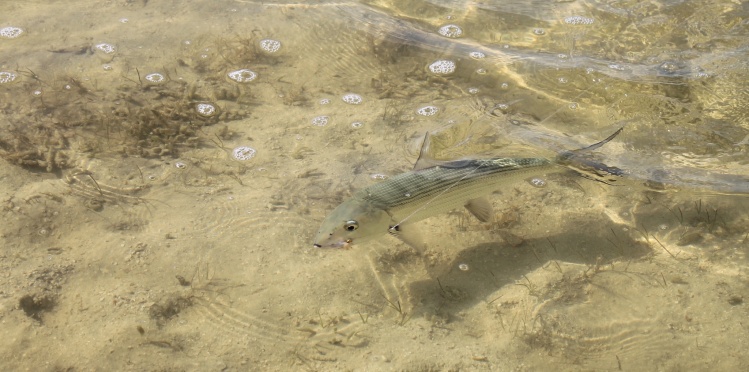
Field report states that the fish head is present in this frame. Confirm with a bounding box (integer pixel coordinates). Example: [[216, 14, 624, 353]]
[[313, 198, 390, 249]]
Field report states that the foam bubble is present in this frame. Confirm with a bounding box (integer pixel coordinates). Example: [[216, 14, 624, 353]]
[[458, 263, 469, 271], [370, 173, 388, 180], [342, 93, 362, 105], [92, 42, 116, 62], [469, 51, 485, 59], [93, 43, 116, 54], [468, 87, 479, 94], [227, 69, 257, 83], [0, 26, 24, 39], [564, 16, 594, 25], [311, 116, 329, 127], [438, 24, 463, 38], [144, 73, 165, 84], [428, 60, 455, 75], [0, 71, 18, 84], [319, 98, 331, 105], [259, 39, 281, 54], [175, 162, 187, 169], [416, 105, 439, 116], [529, 178, 546, 188], [351, 122, 363, 128], [196, 103, 216, 117], [232, 146, 257, 161], [533, 28, 546, 35]]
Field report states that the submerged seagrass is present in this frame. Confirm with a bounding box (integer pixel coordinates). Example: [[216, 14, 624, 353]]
[[313, 129, 623, 249]]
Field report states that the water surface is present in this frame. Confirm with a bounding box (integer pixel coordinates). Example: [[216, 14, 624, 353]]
[[1, 0, 748, 370]]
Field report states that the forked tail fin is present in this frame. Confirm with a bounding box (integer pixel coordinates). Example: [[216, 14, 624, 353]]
[[556, 127, 625, 185]]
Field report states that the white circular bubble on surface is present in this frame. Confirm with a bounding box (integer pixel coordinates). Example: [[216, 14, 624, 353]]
[[93, 43, 116, 54], [564, 16, 594, 25], [196, 103, 216, 117], [468, 87, 479, 94], [370, 174, 388, 180], [458, 263, 469, 271], [438, 24, 463, 38], [608, 64, 626, 71], [259, 39, 281, 53], [227, 69, 257, 83], [0, 71, 18, 84], [469, 51, 485, 59], [416, 105, 439, 116], [351, 122, 363, 128], [342, 93, 363, 105], [145, 73, 165, 84], [319, 98, 331, 105], [232, 146, 257, 161], [428, 60, 456, 75], [0, 26, 24, 39], [311, 116, 329, 127], [529, 178, 546, 188]]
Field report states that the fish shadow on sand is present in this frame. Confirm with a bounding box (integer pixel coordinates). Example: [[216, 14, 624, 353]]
[[405, 219, 653, 320]]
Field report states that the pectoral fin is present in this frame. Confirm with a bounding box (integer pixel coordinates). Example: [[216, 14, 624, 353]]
[[388, 223, 426, 253], [464, 197, 493, 222]]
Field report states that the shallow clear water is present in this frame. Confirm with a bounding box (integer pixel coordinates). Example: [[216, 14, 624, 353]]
[[1, 0, 748, 370]]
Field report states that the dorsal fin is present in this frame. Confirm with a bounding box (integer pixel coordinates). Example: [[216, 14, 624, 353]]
[[413, 132, 443, 170]]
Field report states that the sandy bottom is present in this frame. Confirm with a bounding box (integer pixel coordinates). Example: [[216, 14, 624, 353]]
[[1, 0, 748, 371]]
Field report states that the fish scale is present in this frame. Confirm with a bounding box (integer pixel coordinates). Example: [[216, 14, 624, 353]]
[[360, 158, 554, 225], [313, 128, 623, 249]]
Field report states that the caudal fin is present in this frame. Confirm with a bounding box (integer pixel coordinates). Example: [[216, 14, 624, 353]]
[[556, 127, 625, 185]]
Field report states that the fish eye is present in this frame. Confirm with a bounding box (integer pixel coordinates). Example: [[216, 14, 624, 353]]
[[344, 220, 358, 231]]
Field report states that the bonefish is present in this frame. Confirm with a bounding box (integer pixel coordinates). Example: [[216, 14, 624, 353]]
[[313, 128, 623, 250]]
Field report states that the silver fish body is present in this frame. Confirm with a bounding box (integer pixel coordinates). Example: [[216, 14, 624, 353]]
[[313, 157, 556, 248], [313, 128, 623, 249]]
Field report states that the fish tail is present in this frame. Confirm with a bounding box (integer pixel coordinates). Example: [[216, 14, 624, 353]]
[[556, 127, 625, 184]]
